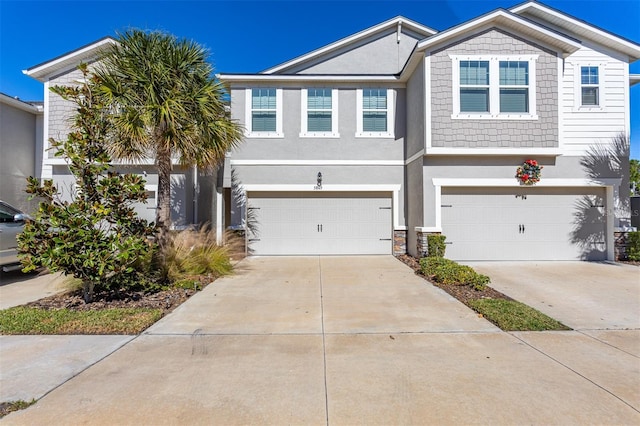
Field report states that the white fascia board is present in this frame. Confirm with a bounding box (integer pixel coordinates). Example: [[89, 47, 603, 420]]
[[431, 178, 622, 188], [230, 160, 403, 166], [218, 74, 402, 84], [0, 93, 42, 113], [23, 38, 116, 82], [416, 10, 581, 54], [262, 17, 437, 74], [424, 148, 563, 156], [511, 2, 640, 61]]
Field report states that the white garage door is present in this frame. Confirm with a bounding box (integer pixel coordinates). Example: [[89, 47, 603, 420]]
[[441, 187, 607, 261], [247, 192, 392, 255]]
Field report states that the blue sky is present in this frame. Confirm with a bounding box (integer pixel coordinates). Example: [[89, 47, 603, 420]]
[[1, 0, 639, 157]]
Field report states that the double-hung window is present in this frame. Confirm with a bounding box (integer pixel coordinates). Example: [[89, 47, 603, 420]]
[[300, 88, 339, 137], [246, 88, 283, 137], [459, 60, 490, 112], [499, 61, 529, 113], [356, 88, 395, 138], [451, 55, 537, 119], [580, 66, 599, 106]]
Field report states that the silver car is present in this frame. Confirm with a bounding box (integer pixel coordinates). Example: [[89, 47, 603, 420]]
[[0, 201, 29, 271]]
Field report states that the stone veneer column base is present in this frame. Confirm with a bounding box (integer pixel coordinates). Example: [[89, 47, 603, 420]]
[[416, 230, 442, 258], [393, 230, 407, 256]]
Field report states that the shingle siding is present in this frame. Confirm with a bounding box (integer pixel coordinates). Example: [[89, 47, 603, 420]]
[[430, 28, 559, 149]]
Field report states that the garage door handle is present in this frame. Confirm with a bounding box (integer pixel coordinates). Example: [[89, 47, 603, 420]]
[[379, 238, 392, 241], [317, 224, 323, 232]]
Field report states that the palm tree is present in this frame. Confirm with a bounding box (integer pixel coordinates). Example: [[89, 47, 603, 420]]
[[95, 29, 243, 247]]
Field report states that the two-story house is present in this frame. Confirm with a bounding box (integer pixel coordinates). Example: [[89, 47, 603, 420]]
[[25, 1, 640, 260], [218, 1, 639, 260]]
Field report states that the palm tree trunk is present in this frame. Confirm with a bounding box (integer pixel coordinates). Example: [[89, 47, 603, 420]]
[[156, 145, 172, 250]]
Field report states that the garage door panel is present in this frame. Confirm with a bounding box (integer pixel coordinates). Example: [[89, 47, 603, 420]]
[[441, 187, 606, 261], [248, 193, 392, 255]]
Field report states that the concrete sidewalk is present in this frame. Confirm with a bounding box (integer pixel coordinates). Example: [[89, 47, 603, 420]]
[[3, 257, 639, 424]]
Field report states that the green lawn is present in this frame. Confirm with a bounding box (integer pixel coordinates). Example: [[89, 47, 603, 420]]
[[0, 306, 162, 335], [469, 299, 571, 331]]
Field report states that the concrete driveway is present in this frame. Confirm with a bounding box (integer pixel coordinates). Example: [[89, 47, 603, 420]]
[[3, 256, 639, 425], [466, 261, 640, 330]]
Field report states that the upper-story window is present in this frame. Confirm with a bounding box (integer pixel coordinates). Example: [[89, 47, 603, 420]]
[[499, 61, 529, 113], [580, 66, 599, 106], [300, 88, 339, 138], [245, 88, 283, 138], [451, 55, 538, 120], [356, 88, 395, 138]]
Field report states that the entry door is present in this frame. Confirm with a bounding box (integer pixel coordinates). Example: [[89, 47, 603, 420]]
[[247, 192, 392, 255]]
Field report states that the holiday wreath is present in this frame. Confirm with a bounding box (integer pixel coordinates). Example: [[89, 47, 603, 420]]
[[516, 159, 543, 185]]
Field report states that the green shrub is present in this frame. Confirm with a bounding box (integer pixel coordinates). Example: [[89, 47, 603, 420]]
[[17, 65, 155, 303], [419, 257, 489, 291], [426, 234, 446, 257], [628, 231, 640, 261]]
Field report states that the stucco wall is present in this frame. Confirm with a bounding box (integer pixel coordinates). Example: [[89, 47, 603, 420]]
[[230, 86, 406, 161], [430, 28, 559, 148], [284, 30, 421, 75], [405, 58, 425, 158]]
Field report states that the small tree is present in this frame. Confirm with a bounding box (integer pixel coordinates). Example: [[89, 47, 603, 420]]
[[18, 64, 155, 302]]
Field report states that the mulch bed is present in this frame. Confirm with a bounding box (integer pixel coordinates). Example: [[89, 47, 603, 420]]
[[24, 275, 214, 313], [25, 287, 196, 313], [396, 254, 513, 305]]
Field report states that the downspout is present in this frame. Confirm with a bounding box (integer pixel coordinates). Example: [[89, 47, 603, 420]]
[[192, 165, 198, 225]]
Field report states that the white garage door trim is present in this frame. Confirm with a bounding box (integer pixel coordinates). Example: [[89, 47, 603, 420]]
[[246, 192, 393, 255], [242, 184, 404, 230], [418, 178, 620, 260]]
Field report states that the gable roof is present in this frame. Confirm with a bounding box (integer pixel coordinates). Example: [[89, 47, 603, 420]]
[[262, 16, 437, 75], [399, 7, 582, 81], [415, 8, 581, 53], [24, 37, 116, 82], [510, 1, 640, 61]]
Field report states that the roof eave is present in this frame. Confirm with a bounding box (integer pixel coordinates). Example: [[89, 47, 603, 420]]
[[415, 9, 582, 55], [218, 74, 402, 83], [510, 1, 640, 62], [23, 37, 116, 82]]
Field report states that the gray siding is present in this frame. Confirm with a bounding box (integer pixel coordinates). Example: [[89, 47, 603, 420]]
[[284, 30, 421, 75], [430, 28, 559, 148]]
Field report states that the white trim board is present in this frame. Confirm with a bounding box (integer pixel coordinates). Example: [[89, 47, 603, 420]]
[[431, 178, 621, 187], [243, 184, 403, 230], [230, 159, 404, 166]]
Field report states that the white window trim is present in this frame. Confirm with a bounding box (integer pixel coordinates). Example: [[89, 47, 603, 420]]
[[573, 63, 605, 112], [450, 54, 538, 120], [245, 88, 284, 138], [356, 88, 395, 138], [299, 88, 340, 138]]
